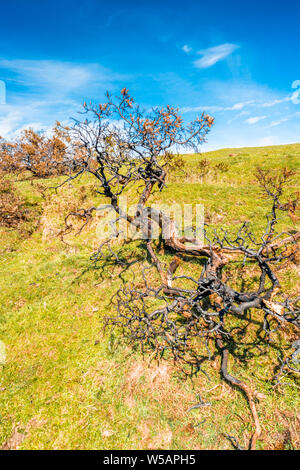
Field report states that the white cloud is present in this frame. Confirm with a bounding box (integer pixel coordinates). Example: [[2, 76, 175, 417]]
[[0, 59, 129, 138], [0, 110, 22, 137], [264, 117, 290, 128], [181, 94, 295, 115], [245, 115, 267, 125], [182, 45, 192, 54], [181, 100, 255, 114], [257, 136, 278, 146], [180, 104, 225, 113], [0, 59, 124, 98], [0, 97, 76, 139], [261, 96, 293, 107], [194, 43, 239, 69], [229, 100, 254, 110], [13, 121, 46, 134]]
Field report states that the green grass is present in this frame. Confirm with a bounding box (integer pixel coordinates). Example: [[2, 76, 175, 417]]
[[0, 143, 299, 450]]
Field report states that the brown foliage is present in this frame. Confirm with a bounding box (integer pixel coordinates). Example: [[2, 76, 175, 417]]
[[0, 175, 30, 228], [0, 122, 86, 178]]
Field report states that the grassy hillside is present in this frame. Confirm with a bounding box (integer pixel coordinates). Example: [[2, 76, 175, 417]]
[[0, 143, 299, 450]]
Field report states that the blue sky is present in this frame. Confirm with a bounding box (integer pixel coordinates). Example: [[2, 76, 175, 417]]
[[0, 0, 300, 150]]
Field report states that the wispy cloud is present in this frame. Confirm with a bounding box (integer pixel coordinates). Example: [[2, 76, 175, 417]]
[[182, 45, 192, 54], [193, 43, 239, 69], [263, 110, 300, 129], [261, 96, 293, 107], [180, 91, 296, 116], [245, 115, 267, 125], [0, 59, 125, 98], [230, 100, 254, 110], [0, 59, 129, 138], [181, 100, 255, 114], [264, 117, 290, 128]]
